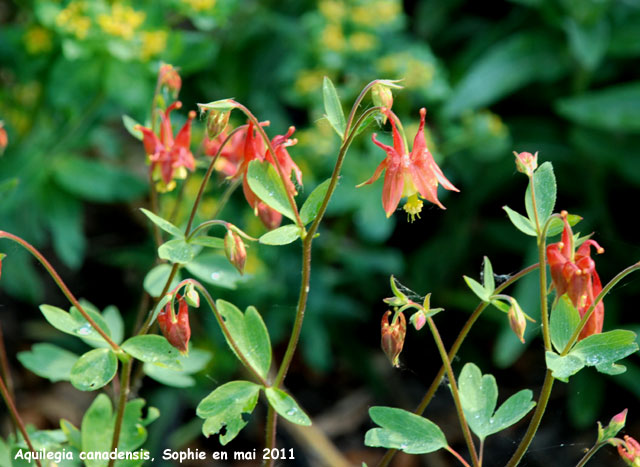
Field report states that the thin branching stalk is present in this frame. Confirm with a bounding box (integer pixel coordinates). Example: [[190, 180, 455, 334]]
[[107, 358, 133, 467]]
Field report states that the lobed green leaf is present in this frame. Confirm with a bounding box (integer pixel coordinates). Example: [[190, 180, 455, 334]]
[[121, 335, 182, 370], [70, 348, 118, 391], [264, 387, 311, 426]]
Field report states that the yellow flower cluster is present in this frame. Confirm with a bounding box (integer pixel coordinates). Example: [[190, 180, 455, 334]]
[[140, 30, 168, 60], [376, 53, 435, 89], [182, 0, 216, 12], [318, 0, 400, 53], [56, 1, 91, 39], [24, 26, 53, 54], [97, 3, 146, 40]]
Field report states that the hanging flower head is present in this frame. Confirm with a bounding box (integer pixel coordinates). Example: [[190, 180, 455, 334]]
[[358, 108, 459, 221], [136, 102, 196, 192], [157, 294, 191, 354], [547, 212, 605, 340]]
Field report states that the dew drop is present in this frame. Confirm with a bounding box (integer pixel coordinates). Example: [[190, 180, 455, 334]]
[[211, 272, 221, 280]]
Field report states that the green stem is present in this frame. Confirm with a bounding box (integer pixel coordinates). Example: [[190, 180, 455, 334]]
[[377, 263, 539, 467], [148, 171, 163, 249], [263, 105, 383, 463], [561, 261, 640, 356], [426, 316, 480, 467], [107, 358, 133, 467], [0, 374, 42, 467], [575, 442, 602, 467], [505, 370, 555, 467], [0, 232, 121, 352]]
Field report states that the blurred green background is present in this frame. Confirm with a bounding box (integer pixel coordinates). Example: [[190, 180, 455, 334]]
[[1, 0, 640, 465]]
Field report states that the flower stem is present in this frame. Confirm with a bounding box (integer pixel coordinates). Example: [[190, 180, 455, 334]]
[[446, 446, 473, 467], [0, 323, 16, 436], [0, 232, 121, 352], [426, 316, 480, 467], [263, 106, 383, 463], [0, 373, 42, 467], [107, 357, 133, 467], [377, 263, 539, 467]]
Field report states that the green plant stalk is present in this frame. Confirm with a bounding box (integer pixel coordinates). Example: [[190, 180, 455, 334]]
[[0, 232, 121, 352], [263, 103, 384, 462], [426, 316, 480, 467], [378, 263, 539, 467], [561, 261, 640, 356], [575, 442, 603, 467], [507, 262, 640, 467], [230, 102, 304, 228], [107, 357, 133, 467], [0, 324, 16, 436], [0, 373, 42, 467]]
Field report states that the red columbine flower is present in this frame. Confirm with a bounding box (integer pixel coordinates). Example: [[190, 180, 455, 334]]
[[158, 64, 182, 98], [157, 294, 191, 354], [546, 212, 605, 340], [617, 435, 640, 467], [358, 108, 459, 221], [381, 310, 406, 367], [136, 102, 196, 192]]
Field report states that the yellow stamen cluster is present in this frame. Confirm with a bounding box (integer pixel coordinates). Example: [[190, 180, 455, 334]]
[[56, 1, 91, 40], [97, 3, 145, 40], [403, 193, 423, 222]]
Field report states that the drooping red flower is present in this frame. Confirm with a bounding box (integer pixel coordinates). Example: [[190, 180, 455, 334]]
[[546, 213, 605, 340], [617, 435, 640, 467], [158, 63, 182, 98], [358, 108, 459, 221], [381, 310, 406, 368], [0, 121, 7, 155], [136, 101, 196, 192], [157, 294, 191, 354]]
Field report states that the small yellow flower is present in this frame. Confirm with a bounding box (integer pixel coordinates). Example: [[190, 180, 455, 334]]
[[351, 1, 401, 27], [182, 0, 216, 11], [98, 3, 146, 40], [349, 32, 377, 52], [321, 23, 346, 52], [24, 26, 53, 54], [56, 2, 91, 40], [318, 0, 346, 22], [404, 58, 434, 89], [140, 30, 168, 60]]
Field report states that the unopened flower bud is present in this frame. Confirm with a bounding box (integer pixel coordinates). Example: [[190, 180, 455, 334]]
[[224, 229, 247, 275], [410, 310, 426, 331], [159, 64, 182, 98], [206, 109, 230, 139], [184, 282, 200, 308], [157, 295, 190, 354], [383, 276, 409, 307], [371, 83, 394, 123], [508, 300, 527, 343], [257, 202, 282, 231], [514, 151, 538, 177], [381, 310, 406, 367]]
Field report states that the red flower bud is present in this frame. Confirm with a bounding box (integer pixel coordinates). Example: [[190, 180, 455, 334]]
[[224, 229, 247, 275], [157, 295, 191, 354], [513, 151, 538, 176], [0, 121, 7, 155], [158, 64, 182, 98], [381, 310, 406, 367], [617, 435, 640, 466], [508, 300, 527, 343]]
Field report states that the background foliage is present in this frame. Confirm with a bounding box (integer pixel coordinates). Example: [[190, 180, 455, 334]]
[[1, 0, 639, 465]]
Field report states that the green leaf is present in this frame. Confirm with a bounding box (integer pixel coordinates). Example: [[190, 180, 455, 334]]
[[483, 256, 495, 295], [503, 205, 537, 236], [300, 178, 332, 225], [60, 419, 82, 450], [546, 329, 639, 381], [264, 387, 311, 426], [189, 235, 225, 248], [81, 394, 113, 467], [122, 114, 143, 140], [216, 300, 271, 380], [550, 295, 581, 353], [121, 335, 182, 370], [322, 77, 346, 138], [196, 381, 261, 445], [139, 208, 184, 238], [556, 82, 640, 132], [458, 363, 535, 440], [143, 347, 212, 388], [143, 264, 182, 297], [565, 18, 609, 70], [259, 225, 301, 245], [365, 407, 447, 454], [158, 238, 198, 264], [70, 348, 118, 391], [39, 304, 111, 345], [17, 343, 79, 382], [443, 32, 566, 117], [53, 155, 147, 203], [118, 399, 157, 452], [246, 160, 296, 222], [185, 252, 245, 289], [546, 214, 582, 237], [198, 99, 236, 112], [463, 276, 490, 302], [102, 306, 124, 346], [525, 161, 556, 227]]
